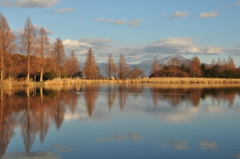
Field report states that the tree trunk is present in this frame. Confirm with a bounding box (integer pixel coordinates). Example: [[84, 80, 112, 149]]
[[40, 67, 43, 82]]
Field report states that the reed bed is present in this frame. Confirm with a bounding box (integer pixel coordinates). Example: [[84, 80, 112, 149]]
[[43, 77, 240, 85]]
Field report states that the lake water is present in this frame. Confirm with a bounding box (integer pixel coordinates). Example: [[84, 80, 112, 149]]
[[1, 83, 240, 159]]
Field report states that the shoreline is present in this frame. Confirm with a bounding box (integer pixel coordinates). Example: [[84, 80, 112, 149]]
[[1, 77, 240, 87]]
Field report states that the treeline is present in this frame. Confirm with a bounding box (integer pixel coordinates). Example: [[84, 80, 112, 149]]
[[0, 13, 80, 82], [150, 56, 240, 78], [0, 13, 144, 81]]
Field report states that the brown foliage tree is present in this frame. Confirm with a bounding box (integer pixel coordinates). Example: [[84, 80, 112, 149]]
[[105, 53, 117, 78], [50, 38, 66, 78], [118, 54, 129, 79], [227, 56, 235, 70], [150, 57, 160, 76], [35, 27, 51, 82], [189, 56, 202, 77], [6, 54, 25, 79], [83, 49, 99, 79], [168, 57, 181, 66], [21, 17, 36, 82], [0, 13, 16, 81], [127, 67, 145, 79]]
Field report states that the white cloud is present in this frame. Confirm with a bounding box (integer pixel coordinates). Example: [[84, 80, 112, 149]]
[[169, 11, 189, 19], [0, 0, 60, 8], [236, 0, 240, 5], [199, 10, 218, 18], [143, 38, 224, 54], [161, 13, 166, 16], [63, 38, 113, 59], [94, 18, 144, 27], [45, 8, 74, 13]]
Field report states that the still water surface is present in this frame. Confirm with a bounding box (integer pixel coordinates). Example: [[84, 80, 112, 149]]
[[1, 84, 240, 159]]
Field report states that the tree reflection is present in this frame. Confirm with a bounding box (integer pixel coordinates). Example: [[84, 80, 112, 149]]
[[106, 84, 117, 110], [150, 86, 240, 107], [0, 90, 16, 158], [83, 84, 100, 116], [118, 84, 129, 110], [0, 86, 82, 156]]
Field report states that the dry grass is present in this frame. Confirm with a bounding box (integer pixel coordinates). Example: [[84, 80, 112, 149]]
[[1, 77, 240, 87], [43, 77, 240, 85]]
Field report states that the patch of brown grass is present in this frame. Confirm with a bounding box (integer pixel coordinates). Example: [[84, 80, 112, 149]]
[[43, 77, 240, 85]]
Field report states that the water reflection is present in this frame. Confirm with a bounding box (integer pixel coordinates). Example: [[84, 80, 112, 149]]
[[0, 84, 240, 158], [83, 84, 100, 116], [150, 85, 239, 107]]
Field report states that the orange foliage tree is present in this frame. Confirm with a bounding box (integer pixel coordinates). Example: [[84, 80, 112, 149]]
[[83, 49, 99, 79], [21, 17, 36, 82], [65, 50, 80, 77], [50, 38, 66, 78], [35, 27, 51, 82], [0, 13, 16, 81]]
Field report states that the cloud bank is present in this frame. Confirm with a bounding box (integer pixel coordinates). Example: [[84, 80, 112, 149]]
[[199, 10, 218, 18], [0, 0, 60, 8], [63, 37, 224, 63], [94, 18, 144, 26], [143, 38, 224, 55]]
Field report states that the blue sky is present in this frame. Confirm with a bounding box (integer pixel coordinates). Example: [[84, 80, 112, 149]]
[[0, 0, 240, 65]]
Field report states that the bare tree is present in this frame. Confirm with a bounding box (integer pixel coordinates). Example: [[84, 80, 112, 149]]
[[21, 17, 36, 82], [211, 59, 216, 67], [50, 38, 66, 78], [65, 50, 80, 77], [82, 48, 99, 79], [227, 56, 235, 70], [35, 27, 51, 82], [189, 56, 202, 77], [150, 57, 160, 76], [0, 13, 16, 81], [117, 54, 129, 79], [217, 57, 222, 66], [105, 54, 117, 78]]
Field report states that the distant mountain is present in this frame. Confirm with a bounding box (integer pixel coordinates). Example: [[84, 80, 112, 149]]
[[80, 54, 189, 77], [158, 54, 188, 65], [130, 54, 188, 76], [138, 60, 153, 65]]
